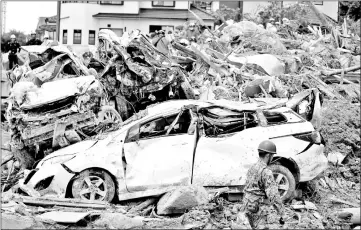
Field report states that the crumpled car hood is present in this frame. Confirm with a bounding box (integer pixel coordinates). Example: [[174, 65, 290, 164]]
[[12, 75, 99, 109], [37, 139, 98, 167]]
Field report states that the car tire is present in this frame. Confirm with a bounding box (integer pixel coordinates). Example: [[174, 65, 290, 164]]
[[98, 105, 122, 124], [268, 164, 296, 202], [71, 169, 116, 202]]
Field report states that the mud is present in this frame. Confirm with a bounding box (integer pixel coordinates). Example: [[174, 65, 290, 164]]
[[320, 100, 360, 157]]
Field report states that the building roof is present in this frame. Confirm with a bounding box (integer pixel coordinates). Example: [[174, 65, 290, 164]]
[[93, 6, 215, 21], [286, 4, 337, 26]]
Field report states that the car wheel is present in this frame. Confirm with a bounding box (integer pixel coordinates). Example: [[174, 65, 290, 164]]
[[268, 164, 296, 202], [98, 105, 122, 124], [71, 169, 116, 202]]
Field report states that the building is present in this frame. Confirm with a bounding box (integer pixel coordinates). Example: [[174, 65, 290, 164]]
[[221, 1, 339, 23], [59, 1, 219, 46], [36, 16, 57, 40]]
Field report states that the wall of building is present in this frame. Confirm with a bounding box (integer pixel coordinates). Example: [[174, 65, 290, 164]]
[[60, 2, 139, 45], [59, 1, 217, 45], [314, 1, 338, 21]]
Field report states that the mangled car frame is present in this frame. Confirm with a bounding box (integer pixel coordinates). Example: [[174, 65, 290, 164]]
[[22, 95, 327, 203], [96, 29, 195, 120]]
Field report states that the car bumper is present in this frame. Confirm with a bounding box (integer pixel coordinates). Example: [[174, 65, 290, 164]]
[[293, 144, 328, 182], [23, 163, 75, 197]]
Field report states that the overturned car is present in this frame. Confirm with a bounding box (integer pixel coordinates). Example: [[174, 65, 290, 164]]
[[22, 97, 327, 202]]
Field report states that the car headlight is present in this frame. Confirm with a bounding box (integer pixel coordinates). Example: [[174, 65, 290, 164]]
[[40, 155, 76, 167]]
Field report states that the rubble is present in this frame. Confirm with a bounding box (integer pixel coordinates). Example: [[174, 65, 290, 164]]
[[1, 2, 360, 229], [156, 185, 209, 215], [92, 213, 143, 229]]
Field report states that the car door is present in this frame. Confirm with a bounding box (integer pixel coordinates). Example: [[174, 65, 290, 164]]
[[122, 109, 197, 192], [192, 108, 269, 186]]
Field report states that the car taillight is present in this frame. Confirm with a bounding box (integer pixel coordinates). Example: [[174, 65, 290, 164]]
[[293, 131, 322, 144]]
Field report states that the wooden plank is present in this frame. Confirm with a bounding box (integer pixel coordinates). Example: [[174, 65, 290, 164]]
[[321, 65, 361, 77], [305, 74, 340, 99], [171, 42, 197, 59], [22, 197, 109, 209]]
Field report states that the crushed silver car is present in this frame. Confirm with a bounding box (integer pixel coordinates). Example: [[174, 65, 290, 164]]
[[21, 99, 327, 202]]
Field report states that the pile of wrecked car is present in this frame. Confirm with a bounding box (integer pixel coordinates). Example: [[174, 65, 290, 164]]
[[1, 5, 360, 219]]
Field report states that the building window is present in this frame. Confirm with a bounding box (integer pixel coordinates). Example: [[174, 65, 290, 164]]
[[99, 1, 123, 5], [89, 30, 96, 45], [149, 25, 174, 33], [152, 1, 175, 7], [193, 1, 212, 11], [73, 29, 82, 44], [62, 30, 68, 44]]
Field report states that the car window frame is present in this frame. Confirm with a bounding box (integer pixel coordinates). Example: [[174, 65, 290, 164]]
[[200, 109, 260, 138], [263, 110, 288, 126], [124, 110, 191, 143]]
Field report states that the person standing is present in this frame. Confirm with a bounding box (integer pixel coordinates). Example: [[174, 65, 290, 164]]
[[41, 34, 52, 46], [240, 140, 285, 229], [26, 32, 42, 45], [6, 34, 21, 70]]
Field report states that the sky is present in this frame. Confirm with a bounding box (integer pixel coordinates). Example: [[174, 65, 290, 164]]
[[5, 1, 57, 34]]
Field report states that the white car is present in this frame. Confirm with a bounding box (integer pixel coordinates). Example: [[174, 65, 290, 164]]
[[21, 99, 328, 202]]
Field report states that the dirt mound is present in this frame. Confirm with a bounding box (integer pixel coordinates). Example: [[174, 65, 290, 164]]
[[320, 100, 360, 156]]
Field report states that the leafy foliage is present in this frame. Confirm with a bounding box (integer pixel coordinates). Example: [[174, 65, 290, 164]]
[[1, 30, 28, 52], [212, 4, 242, 23], [258, 2, 308, 23], [339, 1, 361, 21]]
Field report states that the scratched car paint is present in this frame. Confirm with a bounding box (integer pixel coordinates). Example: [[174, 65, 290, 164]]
[[21, 96, 328, 202]]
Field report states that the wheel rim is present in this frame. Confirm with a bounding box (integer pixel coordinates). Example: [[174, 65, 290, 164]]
[[103, 110, 120, 123], [273, 173, 290, 198], [78, 175, 108, 201]]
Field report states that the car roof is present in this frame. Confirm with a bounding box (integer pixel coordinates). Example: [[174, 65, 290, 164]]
[[145, 99, 260, 118]]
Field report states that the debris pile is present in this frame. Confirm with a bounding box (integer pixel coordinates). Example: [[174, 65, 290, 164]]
[[1, 3, 360, 229], [1, 181, 360, 229]]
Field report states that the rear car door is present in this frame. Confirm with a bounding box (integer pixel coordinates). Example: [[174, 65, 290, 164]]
[[261, 109, 327, 181], [192, 107, 269, 186], [122, 109, 197, 192]]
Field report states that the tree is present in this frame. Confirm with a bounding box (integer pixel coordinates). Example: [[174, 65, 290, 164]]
[[339, 1, 361, 22], [212, 4, 242, 23], [258, 2, 308, 23]]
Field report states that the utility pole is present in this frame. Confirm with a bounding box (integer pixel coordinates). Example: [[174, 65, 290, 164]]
[[56, 1, 61, 41], [1, 1, 7, 34]]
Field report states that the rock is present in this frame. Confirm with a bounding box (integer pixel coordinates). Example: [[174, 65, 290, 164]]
[[156, 185, 209, 215], [328, 152, 347, 165], [93, 213, 143, 229], [1, 213, 46, 229]]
